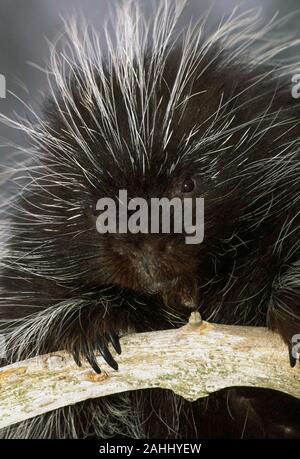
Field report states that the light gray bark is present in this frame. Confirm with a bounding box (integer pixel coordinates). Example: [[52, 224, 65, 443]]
[[0, 313, 299, 429]]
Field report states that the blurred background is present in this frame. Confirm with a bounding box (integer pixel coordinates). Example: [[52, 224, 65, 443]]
[[0, 0, 299, 169]]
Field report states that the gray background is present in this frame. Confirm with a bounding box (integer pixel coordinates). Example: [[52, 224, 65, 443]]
[[0, 0, 299, 166]]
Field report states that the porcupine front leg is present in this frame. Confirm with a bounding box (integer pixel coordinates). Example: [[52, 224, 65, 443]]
[[2, 295, 123, 373], [268, 260, 300, 367], [3, 288, 171, 374]]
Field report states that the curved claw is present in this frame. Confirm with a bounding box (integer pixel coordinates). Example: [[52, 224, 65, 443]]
[[72, 348, 82, 368], [80, 338, 102, 374], [85, 350, 101, 374], [97, 338, 119, 371], [107, 330, 122, 355], [288, 343, 297, 368]]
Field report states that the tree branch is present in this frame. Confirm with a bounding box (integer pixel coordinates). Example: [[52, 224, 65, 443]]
[[0, 313, 299, 429]]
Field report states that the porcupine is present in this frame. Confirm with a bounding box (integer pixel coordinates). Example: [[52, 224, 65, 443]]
[[0, 0, 299, 439]]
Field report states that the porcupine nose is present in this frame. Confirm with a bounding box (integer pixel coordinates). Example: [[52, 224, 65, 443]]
[[132, 237, 173, 281], [142, 237, 172, 255]]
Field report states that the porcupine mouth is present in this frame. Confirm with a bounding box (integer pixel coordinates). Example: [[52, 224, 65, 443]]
[[143, 275, 199, 309]]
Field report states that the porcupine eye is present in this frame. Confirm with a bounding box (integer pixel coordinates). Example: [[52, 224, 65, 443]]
[[181, 177, 196, 194]]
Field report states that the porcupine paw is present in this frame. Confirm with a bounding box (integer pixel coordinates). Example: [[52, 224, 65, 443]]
[[70, 328, 122, 374]]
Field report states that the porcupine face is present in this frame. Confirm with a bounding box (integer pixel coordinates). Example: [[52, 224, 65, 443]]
[[41, 48, 210, 300], [38, 50, 234, 301], [39, 46, 293, 306]]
